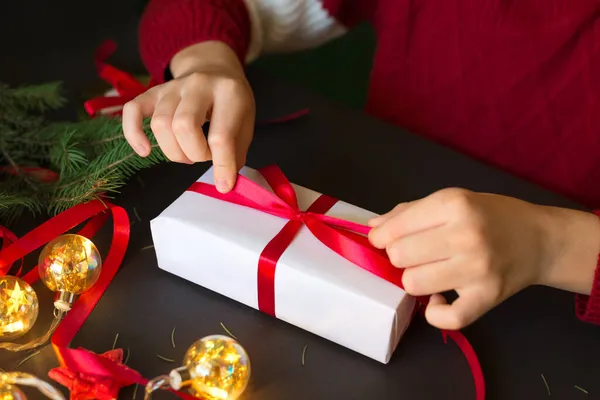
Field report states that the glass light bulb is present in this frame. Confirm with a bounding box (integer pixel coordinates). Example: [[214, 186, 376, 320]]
[[38, 234, 102, 295], [181, 335, 250, 400], [0, 383, 26, 400], [0, 276, 39, 340]]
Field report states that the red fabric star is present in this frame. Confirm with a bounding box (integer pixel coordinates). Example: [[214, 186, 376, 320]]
[[49, 348, 135, 400]]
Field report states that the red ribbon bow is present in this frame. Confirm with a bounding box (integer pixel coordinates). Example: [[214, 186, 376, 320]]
[[188, 165, 486, 400], [84, 40, 153, 117]]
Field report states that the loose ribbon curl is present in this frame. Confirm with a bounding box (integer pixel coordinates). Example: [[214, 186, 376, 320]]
[[84, 40, 153, 117], [188, 165, 486, 400], [0, 201, 196, 400], [0, 166, 59, 184], [83, 40, 310, 124]]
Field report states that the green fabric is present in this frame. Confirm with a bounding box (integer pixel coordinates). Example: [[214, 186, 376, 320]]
[[254, 24, 375, 109]]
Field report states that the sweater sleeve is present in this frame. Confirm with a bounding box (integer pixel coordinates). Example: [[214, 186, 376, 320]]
[[575, 254, 600, 324], [139, 0, 347, 83], [139, 0, 252, 83]]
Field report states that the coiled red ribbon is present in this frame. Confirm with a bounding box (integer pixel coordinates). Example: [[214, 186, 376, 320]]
[[84, 40, 153, 117], [188, 165, 486, 400], [0, 201, 197, 400], [83, 40, 311, 124]]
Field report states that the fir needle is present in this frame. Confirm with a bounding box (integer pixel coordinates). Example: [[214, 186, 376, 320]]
[[133, 383, 139, 399], [574, 385, 588, 394], [141, 245, 154, 251], [301, 345, 308, 366], [112, 333, 119, 350], [220, 322, 237, 339], [133, 207, 141, 222], [97, 197, 108, 209], [16, 350, 41, 367], [156, 354, 175, 363], [171, 327, 176, 348], [124, 347, 131, 365], [541, 373, 551, 396]]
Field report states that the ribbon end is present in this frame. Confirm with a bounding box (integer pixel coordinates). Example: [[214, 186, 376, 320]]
[[441, 329, 449, 344]]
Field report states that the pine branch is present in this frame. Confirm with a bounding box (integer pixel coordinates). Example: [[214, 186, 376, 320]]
[[50, 128, 165, 214], [0, 146, 40, 192], [0, 184, 44, 223], [0, 79, 167, 223], [4, 82, 65, 111], [49, 129, 89, 174]]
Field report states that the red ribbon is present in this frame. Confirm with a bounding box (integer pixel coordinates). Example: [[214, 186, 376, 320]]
[[0, 166, 59, 183], [257, 108, 310, 125], [187, 165, 486, 400], [84, 40, 153, 117], [48, 349, 130, 400], [0, 225, 21, 276], [0, 201, 196, 400], [83, 40, 309, 125]]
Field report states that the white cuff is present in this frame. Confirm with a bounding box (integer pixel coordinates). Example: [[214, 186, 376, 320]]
[[241, 0, 347, 63]]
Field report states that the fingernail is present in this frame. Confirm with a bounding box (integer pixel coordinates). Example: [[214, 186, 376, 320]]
[[134, 144, 148, 156], [368, 216, 382, 227], [216, 179, 231, 193]]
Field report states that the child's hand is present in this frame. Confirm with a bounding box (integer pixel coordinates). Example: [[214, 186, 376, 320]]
[[368, 189, 600, 330], [122, 41, 254, 193]]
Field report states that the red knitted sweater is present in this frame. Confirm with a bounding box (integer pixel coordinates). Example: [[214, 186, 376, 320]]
[[138, 0, 600, 324]]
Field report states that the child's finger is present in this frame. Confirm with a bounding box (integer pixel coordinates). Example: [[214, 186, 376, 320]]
[[385, 225, 452, 269], [172, 90, 212, 163], [425, 288, 490, 330], [233, 112, 255, 168], [208, 87, 250, 193], [122, 91, 156, 156], [368, 202, 412, 228], [369, 196, 448, 249], [151, 92, 192, 164], [401, 258, 465, 296]]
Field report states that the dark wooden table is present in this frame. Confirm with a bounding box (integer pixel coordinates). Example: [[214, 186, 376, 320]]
[[2, 1, 600, 399]]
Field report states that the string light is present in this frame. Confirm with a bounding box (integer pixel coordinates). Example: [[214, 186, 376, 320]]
[[0, 382, 25, 400], [144, 335, 251, 400], [38, 234, 102, 312], [0, 276, 39, 340], [0, 234, 101, 352], [0, 371, 65, 400]]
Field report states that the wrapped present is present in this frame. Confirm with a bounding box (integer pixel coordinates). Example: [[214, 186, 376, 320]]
[[151, 166, 416, 363]]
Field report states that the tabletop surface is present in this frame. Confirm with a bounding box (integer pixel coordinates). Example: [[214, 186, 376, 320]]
[[2, 1, 600, 399]]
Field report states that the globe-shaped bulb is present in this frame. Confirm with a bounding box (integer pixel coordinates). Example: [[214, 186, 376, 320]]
[[0, 383, 26, 400], [0, 276, 39, 340], [38, 234, 102, 295], [178, 335, 250, 400]]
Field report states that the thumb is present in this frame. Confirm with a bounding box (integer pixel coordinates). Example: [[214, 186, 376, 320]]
[[424, 290, 491, 330], [368, 202, 412, 228]]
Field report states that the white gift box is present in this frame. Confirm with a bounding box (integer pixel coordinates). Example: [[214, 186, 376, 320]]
[[150, 167, 415, 363]]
